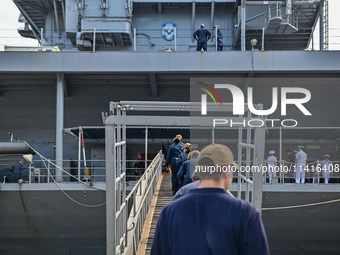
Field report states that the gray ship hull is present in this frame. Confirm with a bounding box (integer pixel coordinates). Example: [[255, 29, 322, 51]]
[[1, 183, 340, 255]]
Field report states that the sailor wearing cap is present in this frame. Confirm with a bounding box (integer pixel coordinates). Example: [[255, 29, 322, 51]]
[[152, 144, 270, 255], [193, 24, 211, 51], [295, 146, 307, 184], [177, 150, 200, 186], [176, 143, 191, 187], [267, 150, 277, 184], [166, 135, 184, 194], [320, 154, 333, 184]]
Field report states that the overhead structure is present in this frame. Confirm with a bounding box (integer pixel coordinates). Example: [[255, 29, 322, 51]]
[[13, 0, 324, 51]]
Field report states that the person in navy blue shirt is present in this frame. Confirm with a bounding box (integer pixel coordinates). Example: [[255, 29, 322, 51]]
[[214, 25, 223, 51], [152, 144, 270, 255], [166, 136, 183, 194], [177, 150, 200, 186], [176, 143, 191, 186], [193, 24, 211, 51]]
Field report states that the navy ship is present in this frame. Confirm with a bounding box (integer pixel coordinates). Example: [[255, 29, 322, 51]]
[[1, 0, 340, 254]]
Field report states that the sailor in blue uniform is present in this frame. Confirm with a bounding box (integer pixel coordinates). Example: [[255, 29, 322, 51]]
[[176, 143, 191, 168], [175, 134, 185, 148], [214, 25, 223, 51], [152, 144, 270, 255], [166, 136, 183, 194], [177, 150, 200, 186], [193, 24, 211, 51]]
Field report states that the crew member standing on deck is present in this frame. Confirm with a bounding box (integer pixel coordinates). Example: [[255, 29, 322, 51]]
[[320, 154, 333, 184], [214, 25, 223, 51], [166, 136, 183, 195], [295, 146, 307, 184], [193, 24, 211, 52], [267, 150, 277, 184], [152, 144, 270, 255]]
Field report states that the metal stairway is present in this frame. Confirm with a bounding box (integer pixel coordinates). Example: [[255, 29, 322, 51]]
[[144, 173, 172, 255]]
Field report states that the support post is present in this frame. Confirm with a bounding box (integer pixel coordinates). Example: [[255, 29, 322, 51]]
[[78, 126, 81, 182], [241, 0, 246, 51], [237, 126, 242, 199], [215, 26, 218, 51], [40, 28, 44, 50], [145, 126, 148, 170], [55, 73, 64, 182], [253, 124, 265, 214], [106, 124, 116, 255], [192, 2, 196, 42], [279, 127, 283, 184], [174, 29, 177, 51], [261, 27, 265, 51], [53, 0, 60, 35], [319, 0, 324, 51], [134, 28, 137, 51], [211, 1, 215, 42], [93, 28, 96, 52], [312, 26, 314, 51]]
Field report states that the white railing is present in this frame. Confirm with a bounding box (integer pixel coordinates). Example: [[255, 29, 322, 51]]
[[123, 150, 163, 255]]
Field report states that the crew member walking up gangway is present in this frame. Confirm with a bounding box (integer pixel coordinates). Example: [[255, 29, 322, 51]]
[[176, 143, 191, 186], [295, 146, 308, 184], [175, 134, 185, 148], [177, 150, 200, 186], [152, 144, 269, 255], [166, 136, 183, 195]]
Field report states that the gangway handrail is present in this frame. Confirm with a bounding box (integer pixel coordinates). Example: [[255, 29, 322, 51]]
[[123, 150, 163, 255]]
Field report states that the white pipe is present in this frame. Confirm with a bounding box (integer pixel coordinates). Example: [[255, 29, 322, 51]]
[[241, 0, 246, 51], [55, 74, 64, 182], [279, 127, 283, 184], [93, 28, 96, 52], [261, 27, 265, 51], [145, 126, 148, 169], [78, 126, 81, 182], [174, 28, 177, 51], [319, 0, 324, 51], [215, 26, 218, 51], [134, 28, 137, 51]]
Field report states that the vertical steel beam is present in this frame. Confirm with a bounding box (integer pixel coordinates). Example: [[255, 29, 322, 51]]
[[192, 2, 196, 42], [53, 0, 60, 35], [252, 107, 265, 214], [55, 73, 64, 182], [106, 124, 116, 255], [210, 1, 215, 42], [245, 111, 251, 202], [78, 126, 81, 182], [237, 125, 242, 199], [145, 126, 148, 169], [241, 0, 246, 51], [319, 0, 324, 51], [279, 127, 283, 184]]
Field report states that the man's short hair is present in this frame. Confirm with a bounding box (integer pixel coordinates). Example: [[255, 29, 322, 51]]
[[188, 150, 200, 159], [200, 24, 205, 28]]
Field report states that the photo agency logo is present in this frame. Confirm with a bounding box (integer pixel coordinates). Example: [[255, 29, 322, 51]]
[[195, 81, 312, 128]]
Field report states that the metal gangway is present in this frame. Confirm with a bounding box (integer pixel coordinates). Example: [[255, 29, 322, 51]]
[[104, 101, 266, 255]]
